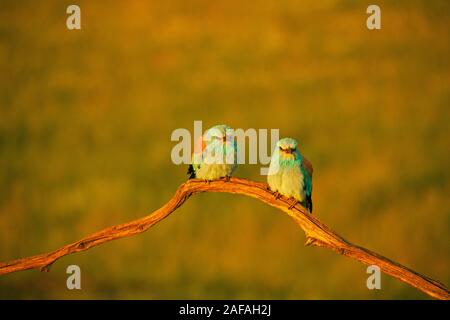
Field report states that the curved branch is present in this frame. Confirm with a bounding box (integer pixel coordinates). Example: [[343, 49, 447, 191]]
[[0, 178, 448, 300]]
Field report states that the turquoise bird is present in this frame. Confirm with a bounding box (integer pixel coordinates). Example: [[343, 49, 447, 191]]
[[267, 138, 313, 212], [188, 124, 238, 181]]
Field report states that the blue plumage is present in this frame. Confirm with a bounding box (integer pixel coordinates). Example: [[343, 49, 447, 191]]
[[188, 124, 238, 181], [267, 138, 313, 212]]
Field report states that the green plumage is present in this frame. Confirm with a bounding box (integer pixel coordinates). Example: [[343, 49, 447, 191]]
[[267, 138, 313, 212], [188, 124, 238, 180]]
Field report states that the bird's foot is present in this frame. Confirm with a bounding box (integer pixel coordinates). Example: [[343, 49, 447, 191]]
[[222, 175, 231, 182], [203, 179, 211, 184], [272, 191, 281, 200], [266, 186, 278, 197], [288, 198, 299, 209]]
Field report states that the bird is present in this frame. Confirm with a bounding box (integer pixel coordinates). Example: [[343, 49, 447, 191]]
[[267, 137, 313, 212], [187, 124, 238, 181]]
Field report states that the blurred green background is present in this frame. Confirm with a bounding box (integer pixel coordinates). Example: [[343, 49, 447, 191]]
[[0, 0, 449, 299]]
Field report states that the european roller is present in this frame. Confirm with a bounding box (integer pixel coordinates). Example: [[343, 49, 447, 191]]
[[267, 138, 313, 212], [188, 124, 238, 181]]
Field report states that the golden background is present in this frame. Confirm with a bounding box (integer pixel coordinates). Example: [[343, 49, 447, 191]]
[[0, 0, 449, 299]]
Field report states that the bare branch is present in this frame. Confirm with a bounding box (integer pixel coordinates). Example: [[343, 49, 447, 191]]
[[0, 178, 448, 300]]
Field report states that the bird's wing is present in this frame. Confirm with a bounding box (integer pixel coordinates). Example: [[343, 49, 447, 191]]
[[301, 164, 312, 197], [302, 156, 313, 178], [301, 157, 313, 212], [191, 135, 208, 165], [187, 135, 207, 178], [193, 135, 207, 156]]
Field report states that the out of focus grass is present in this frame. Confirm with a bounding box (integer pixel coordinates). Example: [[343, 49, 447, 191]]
[[0, 0, 449, 299]]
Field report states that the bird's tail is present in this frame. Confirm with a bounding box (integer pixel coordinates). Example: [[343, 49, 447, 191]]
[[305, 195, 313, 213], [187, 164, 196, 179]]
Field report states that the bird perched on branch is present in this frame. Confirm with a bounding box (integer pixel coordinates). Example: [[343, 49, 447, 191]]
[[267, 138, 313, 212], [188, 124, 238, 181]]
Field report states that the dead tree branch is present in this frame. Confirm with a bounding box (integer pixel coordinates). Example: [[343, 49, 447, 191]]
[[0, 178, 448, 299]]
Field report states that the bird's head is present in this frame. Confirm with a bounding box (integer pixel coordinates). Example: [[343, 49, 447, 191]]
[[276, 138, 301, 161], [207, 124, 233, 143]]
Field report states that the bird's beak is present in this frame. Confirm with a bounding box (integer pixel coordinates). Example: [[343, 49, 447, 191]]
[[279, 147, 294, 155]]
